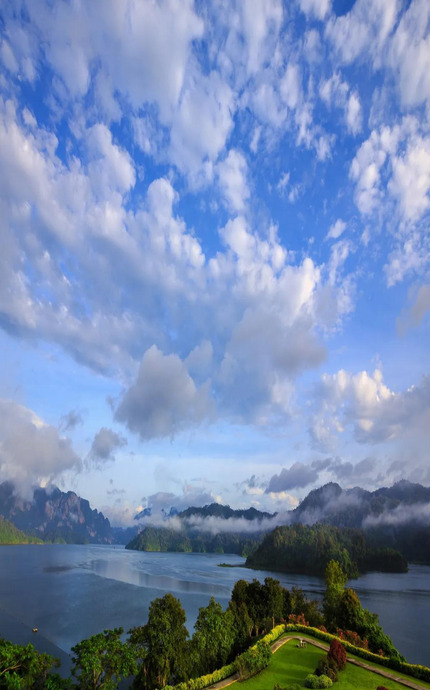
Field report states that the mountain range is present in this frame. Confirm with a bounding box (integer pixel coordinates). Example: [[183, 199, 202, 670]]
[[1, 479, 429, 557]]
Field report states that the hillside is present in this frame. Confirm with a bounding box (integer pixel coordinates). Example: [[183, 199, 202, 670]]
[[0, 515, 43, 544]]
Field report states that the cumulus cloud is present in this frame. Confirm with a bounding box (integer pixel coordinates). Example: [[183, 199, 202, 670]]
[[12, 0, 204, 118], [89, 428, 127, 466], [0, 399, 82, 497], [115, 346, 214, 440], [350, 117, 430, 284], [311, 368, 430, 450], [217, 149, 250, 213], [326, 0, 399, 66], [388, 0, 430, 111]]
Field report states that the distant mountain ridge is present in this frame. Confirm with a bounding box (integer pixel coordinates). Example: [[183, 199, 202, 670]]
[[0, 481, 113, 544], [290, 480, 430, 528], [1, 478, 429, 554], [178, 502, 275, 521]]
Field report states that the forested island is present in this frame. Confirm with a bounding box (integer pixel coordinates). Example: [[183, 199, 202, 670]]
[[2, 558, 429, 689]]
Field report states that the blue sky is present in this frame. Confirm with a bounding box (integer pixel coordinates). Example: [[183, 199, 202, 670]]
[[0, 0, 429, 526]]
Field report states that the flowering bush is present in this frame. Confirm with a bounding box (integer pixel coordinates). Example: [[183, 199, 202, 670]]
[[327, 639, 347, 671], [336, 629, 368, 649], [288, 613, 309, 626]]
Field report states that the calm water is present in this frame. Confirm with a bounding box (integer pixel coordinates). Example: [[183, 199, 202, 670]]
[[0, 544, 428, 672]]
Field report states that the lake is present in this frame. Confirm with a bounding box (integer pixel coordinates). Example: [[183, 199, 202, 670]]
[[0, 544, 428, 675]]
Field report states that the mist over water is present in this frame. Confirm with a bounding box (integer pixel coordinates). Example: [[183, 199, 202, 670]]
[[0, 545, 428, 670]]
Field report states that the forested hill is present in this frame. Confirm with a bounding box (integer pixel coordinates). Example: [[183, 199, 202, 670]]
[[245, 523, 408, 577], [0, 516, 43, 544], [125, 525, 262, 557]]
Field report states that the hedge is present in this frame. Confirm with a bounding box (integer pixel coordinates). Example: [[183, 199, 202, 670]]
[[163, 626, 287, 690], [285, 625, 430, 684], [163, 661, 236, 690]]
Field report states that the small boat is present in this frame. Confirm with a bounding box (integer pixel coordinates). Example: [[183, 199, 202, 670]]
[[32, 628, 38, 633]]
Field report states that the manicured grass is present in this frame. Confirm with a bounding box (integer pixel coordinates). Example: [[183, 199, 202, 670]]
[[231, 639, 423, 690]]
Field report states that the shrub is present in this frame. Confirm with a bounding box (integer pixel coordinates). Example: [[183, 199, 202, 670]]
[[377, 687, 389, 690], [315, 657, 338, 682], [305, 673, 333, 688], [288, 613, 309, 626], [327, 639, 347, 671], [336, 628, 368, 649]]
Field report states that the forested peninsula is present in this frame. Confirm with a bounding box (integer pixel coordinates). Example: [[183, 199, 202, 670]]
[[245, 523, 408, 576]]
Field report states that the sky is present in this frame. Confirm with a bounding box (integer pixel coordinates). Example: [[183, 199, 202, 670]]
[[0, 0, 429, 527]]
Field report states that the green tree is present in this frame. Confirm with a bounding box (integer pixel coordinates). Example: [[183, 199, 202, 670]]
[[134, 593, 189, 689], [71, 627, 137, 690], [263, 578, 284, 630], [247, 580, 267, 635], [337, 587, 362, 631], [227, 599, 253, 649], [192, 597, 235, 675], [0, 637, 59, 689], [323, 560, 347, 630]]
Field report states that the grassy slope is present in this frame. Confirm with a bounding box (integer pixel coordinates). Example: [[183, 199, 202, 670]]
[[233, 639, 429, 690], [0, 516, 43, 544]]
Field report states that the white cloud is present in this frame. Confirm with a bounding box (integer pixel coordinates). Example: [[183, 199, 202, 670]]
[[326, 0, 399, 66], [280, 63, 302, 110], [326, 218, 346, 240], [388, 0, 430, 111], [311, 368, 430, 450], [22, 0, 203, 118], [170, 70, 234, 175], [0, 399, 82, 497], [346, 91, 362, 134], [350, 118, 430, 284], [115, 345, 214, 440], [389, 134, 430, 223], [241, 0, 283, 75], [217, 149, 250, 213], [299, 0, 331, 21]]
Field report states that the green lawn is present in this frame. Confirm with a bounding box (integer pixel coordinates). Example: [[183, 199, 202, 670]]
[[230, 639, 425, 690]]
